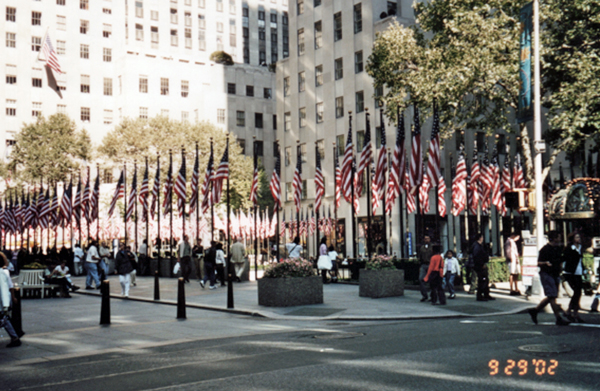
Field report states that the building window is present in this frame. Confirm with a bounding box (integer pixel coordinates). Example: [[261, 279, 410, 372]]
[[103, 48, 112, 62], [6, 33, 16, 48], [151, 10, 158, 20], [246, 85, 254, 97], [227, 83, 236, 94], [161, 78, 169, 95], [54, 40, 65, 55], [335, 58, 343, 80], [139, 107, 148, 119], [285, 147, 291, 166], [103, 78, 113, 96], [170, 29, 178, 46], [336, 97, 344, 118], [284, 112, 291, 132], [273, 114, 277, 130], [217, 109, 226, 124], [80, 20, 89, 34], [284, 77, 290, 96], [181, 80, 189, 97], [182, 111, 189, 122], [216, 0, 223, 12], [135, 1, 144, 18], [357, 131, 365, 152], [302, 180, 307, 199], [80, 44, 89, 59], [286, 182, 292, 201], [198, 29, 206, 50], [229, 0, 236, 14], [81, 107, 90, 121], [161, 109, 170, 118], [297, 28, 305, 56], [316, 139, 325, 160], [356, 91, 364, 113], [314, 0, 321, 7], [355, 51, 363, 73], [32, 36, 41, 51], [57, 15, 66, 30], [337, 135, 345, 156], [185, 11, 192, 26], [334, 12, 342, 41], [298, 71, 305, 92], [198, 14, 206, 29], [57, 104, 66, 114], [170, 8, 178, 24], [152, 26, 159, 47], [388, 1, 398, 16], [217, 22, 224, 33], [314, 21, 322, 49], [139, 76, 148, 93], [80, 0, 89, 10], [255, 113, 263, 128], [6, 7, 16, 22], [103, 8, 112, 15], [264, 88, 272, 99], [6, 73, 16, 85], [103, 24, 112, 38], [136, 24, 144, 41], [300, 143, 307, 162], [236, 111, 245, 126], [354, 3, 362, 34], [57, 0, 66, 5], [315, 65, 324, 86], [185, 28, 192, 48], [104, 110, 113, 125], [316, 102, 324, 123], [198, 0, 205, 8], [238, 139, 246, 154], [32, 11, 42, 26], [297, 0, 304, 15], [32, 77, 42, 88], [81, 75, 90, 93], [299, 107, 306, 128], [375, 85, 384, 107], [6, 100, 16, 116]]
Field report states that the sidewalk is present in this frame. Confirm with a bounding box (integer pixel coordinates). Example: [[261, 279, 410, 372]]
[[67, 274, 593, 321]]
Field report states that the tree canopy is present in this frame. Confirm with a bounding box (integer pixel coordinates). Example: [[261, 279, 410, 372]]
[[99, 116, 254, 210], [7, 114, 91, 184], [366, 0, 600, 184]]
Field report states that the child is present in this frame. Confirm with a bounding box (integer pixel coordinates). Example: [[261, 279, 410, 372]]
[[444, 250, 460, 299], [328, 245, 339, 283]]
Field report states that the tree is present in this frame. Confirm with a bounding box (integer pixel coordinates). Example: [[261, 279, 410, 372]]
[[7, 114, 91, 184], [366, 0, 600, 186], [209, 51, 234, 65], [99, 116, 254, 210]]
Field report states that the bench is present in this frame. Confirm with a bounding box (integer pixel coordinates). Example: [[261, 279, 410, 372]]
[[17, 270, 61, 298]]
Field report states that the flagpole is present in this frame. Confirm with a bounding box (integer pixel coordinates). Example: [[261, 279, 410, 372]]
[[210, 139, 214, 243], [21, 188, 25, 250], [169, 149, 173, 262], [296, 141, 300, 239], [86, 167, 91, 243], [333, 142, 338, 252], [275, 140, 280, 262], [349, 112, 358, 260], [124, 163, 128, 246], [226, 135, 234, 309], [195, 142, 199, 246], [315, 142, 321, 255], [77, 174, 81, 247], [180, 147, 185, 244], [97, 164, 100, 244], [365, 109, 373, 260], [134, 160, 139, 252], [157, 152, 161, 274], [253, 136, 258, 281], [385, 149, 390, 255], [60, 182, 64, 249], [144, 157, 149, 257]]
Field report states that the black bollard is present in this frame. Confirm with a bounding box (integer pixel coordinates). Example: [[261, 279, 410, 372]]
[[100, 280, 111, 326], [176, 277, 186, 320], [12, 287, 24, 337], [154, 270, 160, 301]]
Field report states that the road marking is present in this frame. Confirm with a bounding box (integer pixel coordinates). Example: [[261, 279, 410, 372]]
[[460, 320, 498, 324]]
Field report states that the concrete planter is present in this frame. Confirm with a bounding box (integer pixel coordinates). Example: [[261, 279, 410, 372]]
[[258, 276, 323, 307], [359, 269, 404, 298]]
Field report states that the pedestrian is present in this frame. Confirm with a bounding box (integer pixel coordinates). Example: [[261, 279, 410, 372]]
[[328, 245, 340, 283], [466, 239, 477, 294], [85, 240, 101, 290], [51, 259, 80, 293], [192, 241, 204, 282], [562, 232, 585, 323], [138, 239, 149, 276], [230, 237, 246, 282], [527, 231, 570, 326], [505, 232, 521, 295], [443, 250, 460, 299], [286, 236, 302, 259], [417, 234, 433, 302], [0, 252, 21, 348], [98, 241, 112, 280], [317, 237, 331, 284], [424, 245, 446, 305], [215, 242, 226, 287], [115, 242, 136, 298], [73, 243, 84, 276], [43, 260, 72, 298], [125, 245, 138, 286], [200, 241, 217, 290], [177, 235, 193, 283], [472, 233, 494, 302]]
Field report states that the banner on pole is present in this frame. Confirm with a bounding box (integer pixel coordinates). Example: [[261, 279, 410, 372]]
[[517, 2, 533, 123]]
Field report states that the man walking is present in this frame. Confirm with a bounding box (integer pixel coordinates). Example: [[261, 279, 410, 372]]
[[230, 236, 246, 282], [177, 235, 193, 283], [417, 235, 433, 302], [472, 234, 494, 302], [528, 231, 570, 326], [85, 240, 101, 289], [505, 232, 521, 295]]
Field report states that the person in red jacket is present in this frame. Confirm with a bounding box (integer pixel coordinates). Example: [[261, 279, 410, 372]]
[[424, 245, 446, 305]]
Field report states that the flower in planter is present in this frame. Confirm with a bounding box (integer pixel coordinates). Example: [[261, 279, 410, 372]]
[[263, 259, 315, 278], [366, 255, 396, 270]]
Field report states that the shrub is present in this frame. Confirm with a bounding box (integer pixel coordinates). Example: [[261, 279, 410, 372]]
[[263, 259, 315, 278], [366, 255, 396, 270], [209, 51, 234, 65]]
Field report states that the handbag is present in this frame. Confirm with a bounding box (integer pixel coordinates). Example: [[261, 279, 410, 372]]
[[173, 262, 181, 275], [317, 254, 332, 270]]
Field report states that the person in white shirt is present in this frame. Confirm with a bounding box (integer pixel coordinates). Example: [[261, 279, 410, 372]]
[[328, 245, 340, 283], [215, 242, 226, 287], [443, 250, 461, 299], [504, 233, 521, 296], [286, 237, 302, 259], [73, 243, 84, 276], [51, 260, 79, 292], [85, 240, 101, 289]]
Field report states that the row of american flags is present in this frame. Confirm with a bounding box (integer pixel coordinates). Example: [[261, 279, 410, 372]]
[[279, 104, 529, 225]]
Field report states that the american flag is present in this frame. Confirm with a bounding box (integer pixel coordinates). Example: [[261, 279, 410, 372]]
[[357, 112, 373, 197], [292, 147, 303, 212], [480, 149, 492, 214], [334, 146, 342, 209], [51, 184, 60, 226], [513, 153, 527, 189], [163, 158, 173, 217], [150, 162, 160, 219], [200, 146, 214, 214], [189, 150, 200, 215], [405, 162, 416, 213], [60, 180, 73, 222], [438, 175, 447, 218], [270, 144, 281, 208], [0, 199, 4, 233], [419, 169, 431, 214], [426, 103, 441, 186], [309, 209, 316, 236], [409, 106, 422, 194], [212, 144, 229, 204], [174, 151, 187, 217], [468, 147, 480, 215], [451, 152, 467, 216], [82, 173, 91, 223], [28, 191, 37, 229], [386, 109, 405, 215], [315, 147, 324, 212], [139, 163, 150, 222], [372, 109, 388, 214], [341, 116, 354, 203], [249, 143, 259, 205], [502, 155, 512, 194], [22, 193, 33, 229], [41, 33, 62, 75], [280, 210, 286, 238], [353, 164, 361, 214], [300, 209, 307, 237], [73, 177, 81, 225], [39, 188, 51, 229], [37, 187, 47, 229], [491, 150, 505, 216], [126, 169, 137, 221], [90, 174, 100, 221], [14, 194, 22, 230], [108, 170, 124, 218]]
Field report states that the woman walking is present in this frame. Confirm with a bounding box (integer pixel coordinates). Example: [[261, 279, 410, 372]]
[[563, 233, 585, 323], [115, 242, 136, 298]]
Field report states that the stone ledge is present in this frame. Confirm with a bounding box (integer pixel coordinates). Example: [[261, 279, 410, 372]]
[[359, 269, 404, 298], [258, 276, 323, 307]]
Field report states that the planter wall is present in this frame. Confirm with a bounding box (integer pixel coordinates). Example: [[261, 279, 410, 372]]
[[359, 269, 404, 298], [258, 276, 323, 307]]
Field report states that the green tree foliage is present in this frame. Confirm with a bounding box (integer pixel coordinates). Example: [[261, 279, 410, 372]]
[[209, 51, 234, 65], [99, 116, 253, 210], [366, 0, 600, 185], [7, 114, 91, 184]]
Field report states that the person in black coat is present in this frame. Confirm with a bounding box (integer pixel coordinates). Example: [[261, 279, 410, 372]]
[[114, 242, 135, 298], [563, 232, 584, 323], [472, 233, 494, 302]]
